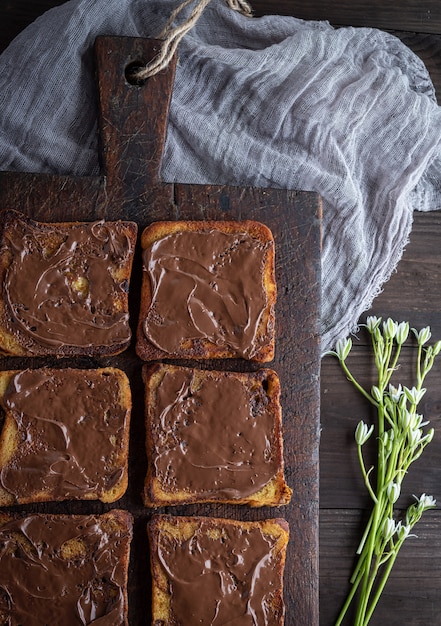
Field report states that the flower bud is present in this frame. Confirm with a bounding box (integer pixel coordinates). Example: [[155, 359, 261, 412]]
[[409, 413, 428, 430], [398, 409, 412, 430], [388, 384, 402, 403], [335, 337, 352, 361], [412, 326, 432, 346], [403, 386, 426, 405], [396, 321, 410, 345], [411, 494, 436, 518], [408, 428, 422, 448], [375, 331, 385, 352], [432, 340, 441, 356], [383, 318, 397, 339], [366, 316, 381, 333], [371, 385, 383, 403], [387, 482, 401, 504], [396, 521, 411, 541], [355, 421, 374, 446], [382, 518, 396, 542], [422, 428, 435, 444], [398, 392, 407, 410], [381, 429, 394, 456], [418, 493, 436, 510]]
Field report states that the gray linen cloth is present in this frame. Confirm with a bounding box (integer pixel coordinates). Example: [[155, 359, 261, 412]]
[[1, 0, 441, 352]]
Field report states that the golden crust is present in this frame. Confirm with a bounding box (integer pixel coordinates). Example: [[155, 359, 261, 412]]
[[0, 367, 131, 507], [148, 515, 289, 625], [0, 209, 137, 357], [136, 219, 276, 362], [142, 363, 292, 508]]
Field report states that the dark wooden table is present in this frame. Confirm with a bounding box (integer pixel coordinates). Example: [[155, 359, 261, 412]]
[[1, 2, 441, 625]]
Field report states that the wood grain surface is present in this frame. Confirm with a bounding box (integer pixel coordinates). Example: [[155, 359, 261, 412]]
[[0, 35, 322, 626], [253, 0, 441, 34], [2, 2, 441, 625]]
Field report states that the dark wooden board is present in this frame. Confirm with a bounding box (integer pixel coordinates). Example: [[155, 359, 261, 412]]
[[3, 0, 441, 44], [253, 0, 441, 34], [320, 508, 441, 625], [0, 0, 67, 50], [0, 36, 322, 625], [4, 3, 441, 623], [320, 345, 441, 509], [319, 207, 441, 624]]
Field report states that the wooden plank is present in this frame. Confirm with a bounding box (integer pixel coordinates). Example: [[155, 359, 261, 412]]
[[3, 0, 441, 42], [0, 173, 102, 220], [3, 2, 441, 52], [0, 0, 66, 51], [3, 3, 441, 624], [320, 509, 441, 625], [0, 35, 322, 626], [365, 210, 441, 338], [253, 0, 441, 34], [173, 182, 322, 626], [397, 32, 441, 101], [95, 36, 177, 220], [320, 345, 441, 509]]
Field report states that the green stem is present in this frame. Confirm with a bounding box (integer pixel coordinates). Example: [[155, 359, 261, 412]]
[[354, 555, 380, 626], [362, 546, 402, 625], [355, 511, 374, 558], [376, 403, 386, 491], [416, 343, 423, 387], [333, 324, 438, 626], [339, 359, 378, 407], [354, 496, 383, 626], [357, 445, 378, 504], [334, 567, 365, 626], [383, 343, 402, 389]]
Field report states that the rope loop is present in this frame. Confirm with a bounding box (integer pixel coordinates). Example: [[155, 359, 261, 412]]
[[130, 0, 253, 81]]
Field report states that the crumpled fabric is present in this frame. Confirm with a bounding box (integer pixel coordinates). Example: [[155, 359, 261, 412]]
[[1, 0, 441, 353]]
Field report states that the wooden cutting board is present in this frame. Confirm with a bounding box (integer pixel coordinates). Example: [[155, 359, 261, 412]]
[[0, 36, 321, 625]]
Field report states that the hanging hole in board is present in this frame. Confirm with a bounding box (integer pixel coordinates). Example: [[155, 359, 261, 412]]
[[125, 61, 148, 86]]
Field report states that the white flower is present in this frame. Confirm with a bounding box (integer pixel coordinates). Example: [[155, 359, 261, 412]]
[[382, 518, 396, 542], [387, 482, 401, 504], [415, 493, 436, 512], [421, 428, 435, 445], [355, 421, 374, 446], [403, 386, 426, 405], [381, 429, 394, 456], [406, 494, 437, 526], [389, 384, 403, 403], [412, 326, 432, 346], [383, 318, 398, 339], [408, 428, 422, 448], [371, 385, 383, 403], [395, 521, 412, 541], [398, 409, 412, 430], [366, 316, 381, 333], [409, 413, 429, 430], [432, 340, 441, 356], [396, 321, 410, 345], [335, 337, 352, 361]]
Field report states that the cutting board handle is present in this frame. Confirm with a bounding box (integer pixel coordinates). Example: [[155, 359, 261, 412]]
[[94, 36, 177, 211]]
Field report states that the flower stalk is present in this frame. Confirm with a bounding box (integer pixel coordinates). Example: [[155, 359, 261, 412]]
[[327, 318, 437, 626]]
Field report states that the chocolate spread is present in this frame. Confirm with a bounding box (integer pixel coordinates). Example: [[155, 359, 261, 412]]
[[0, 512, 131, 625], [142, 229, 273, 358], [0, 368, 129, 502], [2, 215, 134, 353], [150, 366, 280, 500], [155, 518, 286, 624]]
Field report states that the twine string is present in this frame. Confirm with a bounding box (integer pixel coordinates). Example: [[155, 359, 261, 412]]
[[130, 0, 253, 81]]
